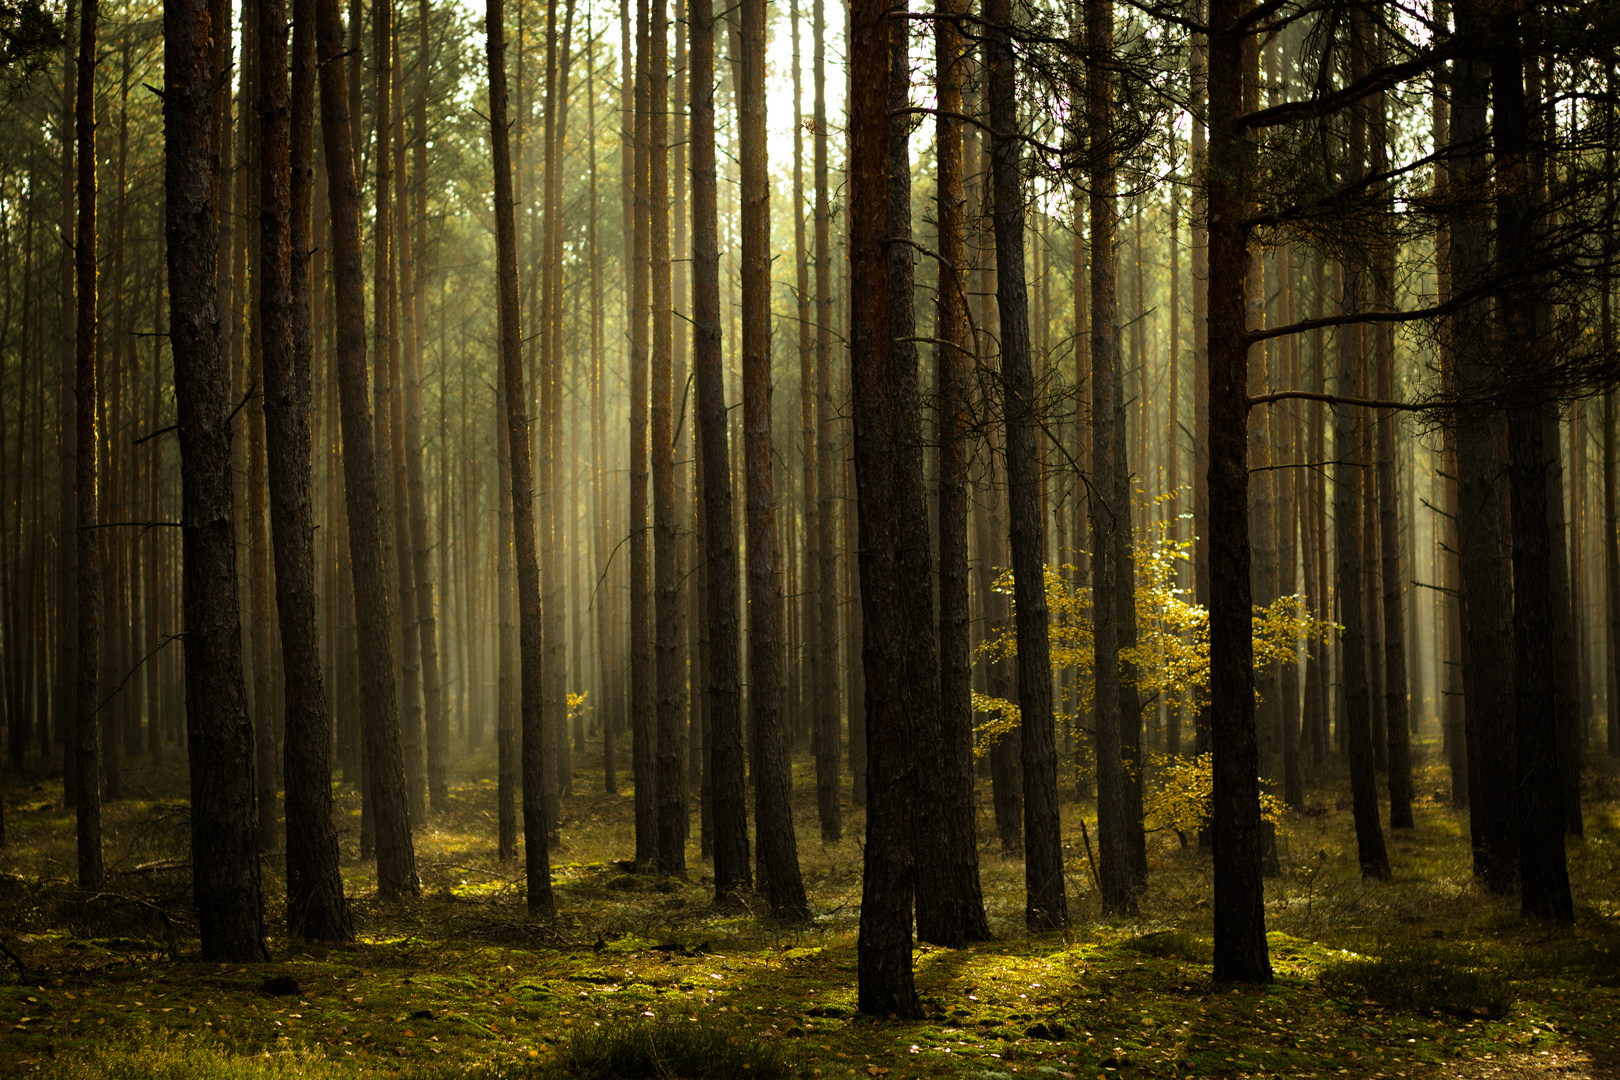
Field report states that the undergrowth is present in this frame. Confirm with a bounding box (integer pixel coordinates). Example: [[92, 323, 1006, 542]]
[[0, 739, 1614, 1079]]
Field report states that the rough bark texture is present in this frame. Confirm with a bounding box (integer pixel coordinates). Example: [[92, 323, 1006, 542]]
[[986, 0, 1065, 933], [1450, 0, 1517, 893], [850, 0, 920, 1018], [740, 0, 807, 920], [165, 0, 270, 957], [1492, 12, 1572, 922], [915, 0, 990, 949], [690, 0, 749, 902], [315, 0, 419, 899], [1206, 0, 1270, 983], [267, 0, 352, 941]]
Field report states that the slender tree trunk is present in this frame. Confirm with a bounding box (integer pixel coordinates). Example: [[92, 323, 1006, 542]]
[[73, 0, 102, 891], [987, 0, 1065, 934], [485, 0, 555, 919], [410, 0, 446, 818], [691, 0, 748, 900], [630, 0, 655, 869], [1372, 77, 1412, 829], [166, 0, 271, 956], [1206, 0, 1270, 982], [649, 0, 686, 876], [740, 0, 807, 920], [315, 0, 419, 898], [915, 0, 990, 949], [1451, 0, 1516, 892], [1492, 11, 1572, 922], [266, 0, 352, 940], [56, 0, 77, 812], [1087, 0, 1131, 916], [850, 0, 922, 1017]]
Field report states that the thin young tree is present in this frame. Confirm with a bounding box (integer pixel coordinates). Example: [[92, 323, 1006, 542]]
[[485, 0, 556, 919], [915, 0, 990, 949], [690, 0, 749, 902], [315, 0, 419, 899], [73, 0, 101, 889], [1086, 0, 1132, 916], [740, 0, 808, 920], [651, 0, 686, 876], [988, 0, 1065, 931]]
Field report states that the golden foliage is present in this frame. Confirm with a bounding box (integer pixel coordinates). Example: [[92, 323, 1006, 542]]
[[972, 517, 1332, 753]]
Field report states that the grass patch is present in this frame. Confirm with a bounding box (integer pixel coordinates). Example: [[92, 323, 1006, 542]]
[[1123, 929, 1210, 962], [1317, 941, 1516, 1018], [551, 1017, 790, 1080]]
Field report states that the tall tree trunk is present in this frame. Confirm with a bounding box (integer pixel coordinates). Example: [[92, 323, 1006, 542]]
[[56, 0, 77, 811], [485, 0, 555, 919], [315, 0, 419, 898], [690, 0, 748, 900], [650, 0, 685, 876], [411, 0, 446, 817], [1086, 0, 1132, 916], [73, 0, 102, 891], [1451, 0, 1516, 892], [1206, 0, 1270, 982], [267, 0, 352, 940], [987, 0, 1065, 933], [740, 0, 807, 919], [629, 0, 655, 869], [1372, 74, 1412, 829], [165, 0, 271, 956], [850, 0, 922, 1017], [1337, 8, 1390, 881], [915, 0, 989, 949], [1492, 10, 1572, 922]]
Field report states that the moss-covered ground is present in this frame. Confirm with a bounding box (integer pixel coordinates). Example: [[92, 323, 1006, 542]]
[[0, 741, 1615, 1078]]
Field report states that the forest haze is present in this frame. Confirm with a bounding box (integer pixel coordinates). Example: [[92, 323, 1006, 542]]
[[0, 0, 1618, 1073]]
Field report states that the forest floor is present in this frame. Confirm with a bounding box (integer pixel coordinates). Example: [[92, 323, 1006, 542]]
[[0, 738, 1615, 1079]]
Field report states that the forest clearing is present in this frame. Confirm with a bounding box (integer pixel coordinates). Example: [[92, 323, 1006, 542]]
[[0, 747, 1616, 1079]]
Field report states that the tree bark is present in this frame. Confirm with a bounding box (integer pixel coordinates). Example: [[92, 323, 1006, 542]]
[[850, 0, 921, 1017], [73, 0, 102, 891], [1086, 0, 1132, 917], [268, 0, 352, 940], [1206, 0, 1271, 982], [690, 0, 749, 902], [1492, 9, 1572, 922], [987, 0, 1065, 933], [915, 0, 990, 949], [315, 0, 419, 898], [741, 0, 807, 920], [630, 0, 655, 869], [165, 0, 271, 957], [485, 0, 555, 918], [1450, 0, 1516, 893], [651, 0, 686, 876]]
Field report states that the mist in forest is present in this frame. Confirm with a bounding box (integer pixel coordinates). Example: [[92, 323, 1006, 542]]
[[0, 0, 1615, 1040]]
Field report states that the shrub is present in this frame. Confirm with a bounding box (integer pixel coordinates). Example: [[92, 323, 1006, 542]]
[[1317, 943, 1515, 1018]]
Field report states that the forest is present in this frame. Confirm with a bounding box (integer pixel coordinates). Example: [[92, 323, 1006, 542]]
[[0, 0, 1617, 1074]]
